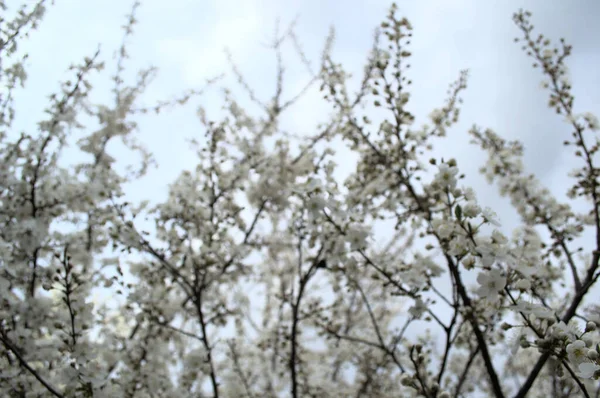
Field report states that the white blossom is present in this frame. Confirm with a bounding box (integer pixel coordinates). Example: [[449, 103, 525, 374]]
[[577, 362, 600, 379], [346, 227, 369, 250], [0, 4, 597, 398], [566, 340, 587, 364], [476, 269, 506, 300], [434, 164, 459, 190]]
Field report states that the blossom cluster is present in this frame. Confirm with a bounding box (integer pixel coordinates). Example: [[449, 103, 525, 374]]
[[0, 2, 598, 398]]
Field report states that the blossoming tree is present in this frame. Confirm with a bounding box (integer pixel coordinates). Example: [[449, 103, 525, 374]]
[[0, 1, 599, 397]]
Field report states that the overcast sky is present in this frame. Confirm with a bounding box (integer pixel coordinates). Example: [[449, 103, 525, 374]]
[[6, 1, 600, 387], [11, 0, 600, 332], [15, 0, 599, 235]]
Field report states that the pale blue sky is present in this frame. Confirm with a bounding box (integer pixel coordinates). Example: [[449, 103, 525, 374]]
[[9, 0, 599, 325], [16, 0, 599, 234], [13, 0, 600, 300], [9, 0, 600, 386]]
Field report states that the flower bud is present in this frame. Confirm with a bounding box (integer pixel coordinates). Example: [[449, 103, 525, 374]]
[[462, 256, 476, 270], [501, 322, 512, 330], [586, 321, 597, 332], [400, 375, 413, 387]]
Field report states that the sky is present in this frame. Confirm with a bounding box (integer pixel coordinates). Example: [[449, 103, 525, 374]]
[[9, 0, 600, 373], [15, 0, 599, 230]]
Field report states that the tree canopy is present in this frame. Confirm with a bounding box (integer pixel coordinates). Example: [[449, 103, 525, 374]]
[[0, 1, 599, 397]]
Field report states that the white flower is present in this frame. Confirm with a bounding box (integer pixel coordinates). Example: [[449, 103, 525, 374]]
[[304, 178, 323, 193], [347, 228, 369, 251], [566, 340, 587, 364], [583, 112, 599, 131], [395, 94, 410, 110], [550, 321, 576, 340], [481, 207, 501, 226], [448, 235, 468, 256], [462, 201, 481, 218], [463, 187, 476, 201], [434, 164, 459, 190], [513, 279, 531, 291], [476, 269, 506, 299], [491, 229, 508, 245], [462, 255, 476, 269], [476, 243, 497, 267], [431, 218, 454, 239], [512, 301, 554, 320], [409, 298, 427, 319], [577, 362, 600, 379], [429, 108, 445, 125], [306, 195, 326, 216]]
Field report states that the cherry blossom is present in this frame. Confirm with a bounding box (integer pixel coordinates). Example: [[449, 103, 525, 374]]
[[475, 269, 507, 300], [0, 2, 599, 398], [577, 363, 600, 379]]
